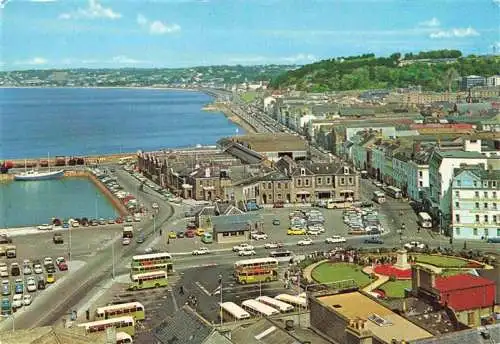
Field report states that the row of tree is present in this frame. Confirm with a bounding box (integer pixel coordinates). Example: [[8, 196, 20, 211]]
[[269, 51, 499, 92]]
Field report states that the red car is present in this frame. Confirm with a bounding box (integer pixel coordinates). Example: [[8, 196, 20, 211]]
[[184, 230, 195, 238], [56, 257, 68, 271], [115, 217, 124, 224]]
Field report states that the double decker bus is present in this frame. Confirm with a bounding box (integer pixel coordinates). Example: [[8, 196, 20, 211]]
[[95, 302, 145, 321], [129, 271, 168, 291], [234, 258, 279, 284], [131, 252, 173, 274], [219, 302, 251, 322], [78, 316, 135, 336]]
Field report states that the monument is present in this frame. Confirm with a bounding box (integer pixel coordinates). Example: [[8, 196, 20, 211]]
[[394, 248, 411, 270]]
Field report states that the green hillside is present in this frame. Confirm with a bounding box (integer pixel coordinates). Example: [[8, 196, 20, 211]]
[[269, 50, 500, 92]]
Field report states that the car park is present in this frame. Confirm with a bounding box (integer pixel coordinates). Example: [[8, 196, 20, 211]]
[[12, 294, 23, 309], [26, 277, 37, 292], [232, 243, 254, 252], [297, 238, 313, 246], [192, 247, 210, 256], [325, 236, 347, 244], [23, 294, 32, 306]]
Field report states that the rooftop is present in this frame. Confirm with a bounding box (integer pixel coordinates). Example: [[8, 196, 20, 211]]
[[226, 133, 307, 153], [410, 323, 500, 344], [317, 292, 433, 343], [0, 326, 105, 344], [211, 213, 263, 233], [436, 150, 486, 159], [434, 274, 496, 292]]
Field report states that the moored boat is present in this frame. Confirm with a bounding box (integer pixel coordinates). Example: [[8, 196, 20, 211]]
[[14, 169, 64, 181]]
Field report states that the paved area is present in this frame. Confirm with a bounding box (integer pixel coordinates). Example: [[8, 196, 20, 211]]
[[361, 266, 389, 293]]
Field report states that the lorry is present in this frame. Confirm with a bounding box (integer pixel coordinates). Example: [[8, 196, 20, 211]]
[[123, 225, 134, 238]]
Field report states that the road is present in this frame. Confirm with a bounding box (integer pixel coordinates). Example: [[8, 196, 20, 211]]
[[0, 169, 181, 331]]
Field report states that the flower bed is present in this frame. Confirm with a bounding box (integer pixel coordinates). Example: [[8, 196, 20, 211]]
[[373, 264, 412, 279]]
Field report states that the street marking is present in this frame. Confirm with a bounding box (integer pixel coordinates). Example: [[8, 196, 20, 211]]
[[171, 290, 179, 311], [195, 281, 211, 296]]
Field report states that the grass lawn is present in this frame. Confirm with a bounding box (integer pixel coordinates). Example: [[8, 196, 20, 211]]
[[416, 255, 469, 268], [240, 91, 257, 103], [441, 269, 470, 277], [311, 263, 371, 287], [380, 280, 412, 298]]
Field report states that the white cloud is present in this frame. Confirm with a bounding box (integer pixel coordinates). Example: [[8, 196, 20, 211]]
[[493, 0, 500, 5], [15, 57, 48, 65], [137, 14, 181, 35], [281, 53, 317, 63], [419, 17, 440, 27], [111, 56, 145, 64], [429, 27, 479, 39], [59, 0, 121, 20]]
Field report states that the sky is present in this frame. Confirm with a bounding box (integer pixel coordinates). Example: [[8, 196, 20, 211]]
[[1, 0, 499, 70]]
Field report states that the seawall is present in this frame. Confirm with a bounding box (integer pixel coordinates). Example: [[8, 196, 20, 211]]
[[65, 170, 129, 217], [210, 102, 258, 134], [1, 152, 137, 168]]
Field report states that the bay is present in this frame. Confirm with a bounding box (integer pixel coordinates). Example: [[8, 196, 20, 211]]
[[0, 87, 242, 159]]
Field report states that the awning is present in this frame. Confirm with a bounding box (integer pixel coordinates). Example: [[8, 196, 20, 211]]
[[340, 190, 354, 193], [203, 186, 215, 191], [296, 191, 310, 195], [182, 184, 193, 189]]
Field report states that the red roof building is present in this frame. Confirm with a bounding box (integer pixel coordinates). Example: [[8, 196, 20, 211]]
[[434, 274, 496, 312]]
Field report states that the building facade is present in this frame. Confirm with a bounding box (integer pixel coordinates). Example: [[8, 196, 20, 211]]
[[451, 167, 500, 240]]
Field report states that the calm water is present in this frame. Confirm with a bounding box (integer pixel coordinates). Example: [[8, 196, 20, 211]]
[[0, 178, 117, 228], [0, 88, 242, 159]]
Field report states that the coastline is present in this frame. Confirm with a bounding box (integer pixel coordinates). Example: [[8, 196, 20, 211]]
[[0, 86, 199, 92]]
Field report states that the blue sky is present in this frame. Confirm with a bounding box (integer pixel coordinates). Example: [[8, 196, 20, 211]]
[[1, 0, 499, 70]]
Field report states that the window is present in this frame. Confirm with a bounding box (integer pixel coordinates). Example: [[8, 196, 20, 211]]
[[473, 181, 477, 187], [340, 177, 345, 185], [455, 228, 460, 236], [277, 183, 281, 189], [475, 202, 480, 209], [348, 177, 353, 184], [484, 215, 488, 223], [497, 228, 500, 237], [484, 191, 488, 198], [284, 183, 288, 189], [467, 312, 475, 326], [305, 179, 310, 186], [268, 183, 272, 189], [419, 171, 423, 178], [238, 231, 244, 235], [493, 181, 497, 187], [277, 193, 282, 199], [419, 181, 423, 187], [475, 191, 480, 198], [317, 177, 322, 185], [494, 191, 497, 198], [493, 215, 497, 223], [326, 177, 331, 184], [297, 179, 301, 186], [455, 214, 460, 223], [456, 179, 461, 187], [455, 202, 460, 208], [473, 228, 478, 236], [484, 228, 489, 237], [475, 215, 480, 223], [455, 191, 460, 197], [493, 203, 497, 210], [230, 232, 237, 236], [222, 232, 229, 237], [484, 203, 488, 209]]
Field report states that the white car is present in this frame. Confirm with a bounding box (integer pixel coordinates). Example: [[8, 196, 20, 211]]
[[43, 257, 53, 266], [404, 241, 425, 250], [264, 242, 279, 249], [192, 247, 210, 255], [0, 263, 8, 278], [26, 277, 37, 292], [23, 294, 32, 306], [325, 236, 347, 244], [23, 265, 32, 275], [232, 243, 254, 252], [12, 294, 23, 309], [251, 233, 268, 240], [122, 237, 131, 245], [33, 264, 43, 274], [239, 249, 256, 256], [297, 238, 313, 246], [152, 202, 159, 209], [307, 229, 322, 236], [37, 224, 53, 230]]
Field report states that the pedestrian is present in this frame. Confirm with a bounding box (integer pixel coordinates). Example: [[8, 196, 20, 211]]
[[159, 229, 162, 236], [180, 285, 184, 295]]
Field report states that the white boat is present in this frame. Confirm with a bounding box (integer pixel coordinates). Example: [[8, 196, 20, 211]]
[[14, 154, 64, 181], [15, 169, 64, 181]]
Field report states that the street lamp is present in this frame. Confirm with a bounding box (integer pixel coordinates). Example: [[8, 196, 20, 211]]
[[399, 223, 406, 247]]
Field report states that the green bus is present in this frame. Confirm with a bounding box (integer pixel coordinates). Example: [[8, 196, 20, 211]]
[[129, 271, 168, 291], [131, 252, 173, 274], [201, 232, 213, 244], [95, 301, 145, 321], [78, 316, 135, 337]]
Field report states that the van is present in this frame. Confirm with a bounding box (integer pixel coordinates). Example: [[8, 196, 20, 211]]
[[486, 237, 500, 244], [10, 263, 20, 277]]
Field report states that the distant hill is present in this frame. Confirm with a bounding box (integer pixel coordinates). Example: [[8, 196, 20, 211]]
[[269, 50, 500, 92]]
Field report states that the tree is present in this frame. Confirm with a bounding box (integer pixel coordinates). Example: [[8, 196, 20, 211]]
[[443, 67, 460, 92]]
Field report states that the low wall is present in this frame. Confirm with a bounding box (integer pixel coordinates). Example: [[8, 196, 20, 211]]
[[66, 170, 129, 217]]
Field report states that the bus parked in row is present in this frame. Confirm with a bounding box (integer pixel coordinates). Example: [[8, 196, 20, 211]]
[[129, 271, 168, 291], [255, 296, 294, 313], [78, 316, 135, 337], [417, 212, 433, 229], [95, 302, 145, 321], [372, 191, 386, 204], [0, 245, 16, 259], [116, 331, 133, 344], [131, 252, 173, 273], [241, 299, 280, 317], [219, 302, 251, 322], [326, 198, 352, 209], [274, 294, 308, 309], [385, 186, 402, 199]]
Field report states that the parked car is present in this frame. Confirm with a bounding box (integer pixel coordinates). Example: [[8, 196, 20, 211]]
[[192, 247, 210, 256], [37, 224, 53, 231], [12, 294, 23, 309], [44, 263, 56, 273], [232, 243, 254, 252], [26, 277, 37, 292], [272, 219, 280, 226], [10, 263, 20, 277], [46, 273, 55, 284], [325, 236, 347, 244], [33, 264, 43, 274], [0, 263, 8, 278], [251, 232, 268, 240], [297, 238, 313, 246], [404, 241, 425, 250], [1, 281, 9, 296], [239, 249, 256, 256], [168, 231, 177, 239], [56, 257, 68, 271], [43, 257, 53, 266], [122, 237, 131, 245], [53, 233, 64, 244], [23, 294, 32, 306], [23, 264, 32, 275], [37, 277, 46, 290], [14, 279, 23, 294]]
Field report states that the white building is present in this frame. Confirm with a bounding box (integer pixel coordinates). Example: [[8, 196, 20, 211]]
[[451, 166, 499, 240], [407, 152, 431, 201], [427, 150, 487, 235], [486, 75, 500, 87]]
